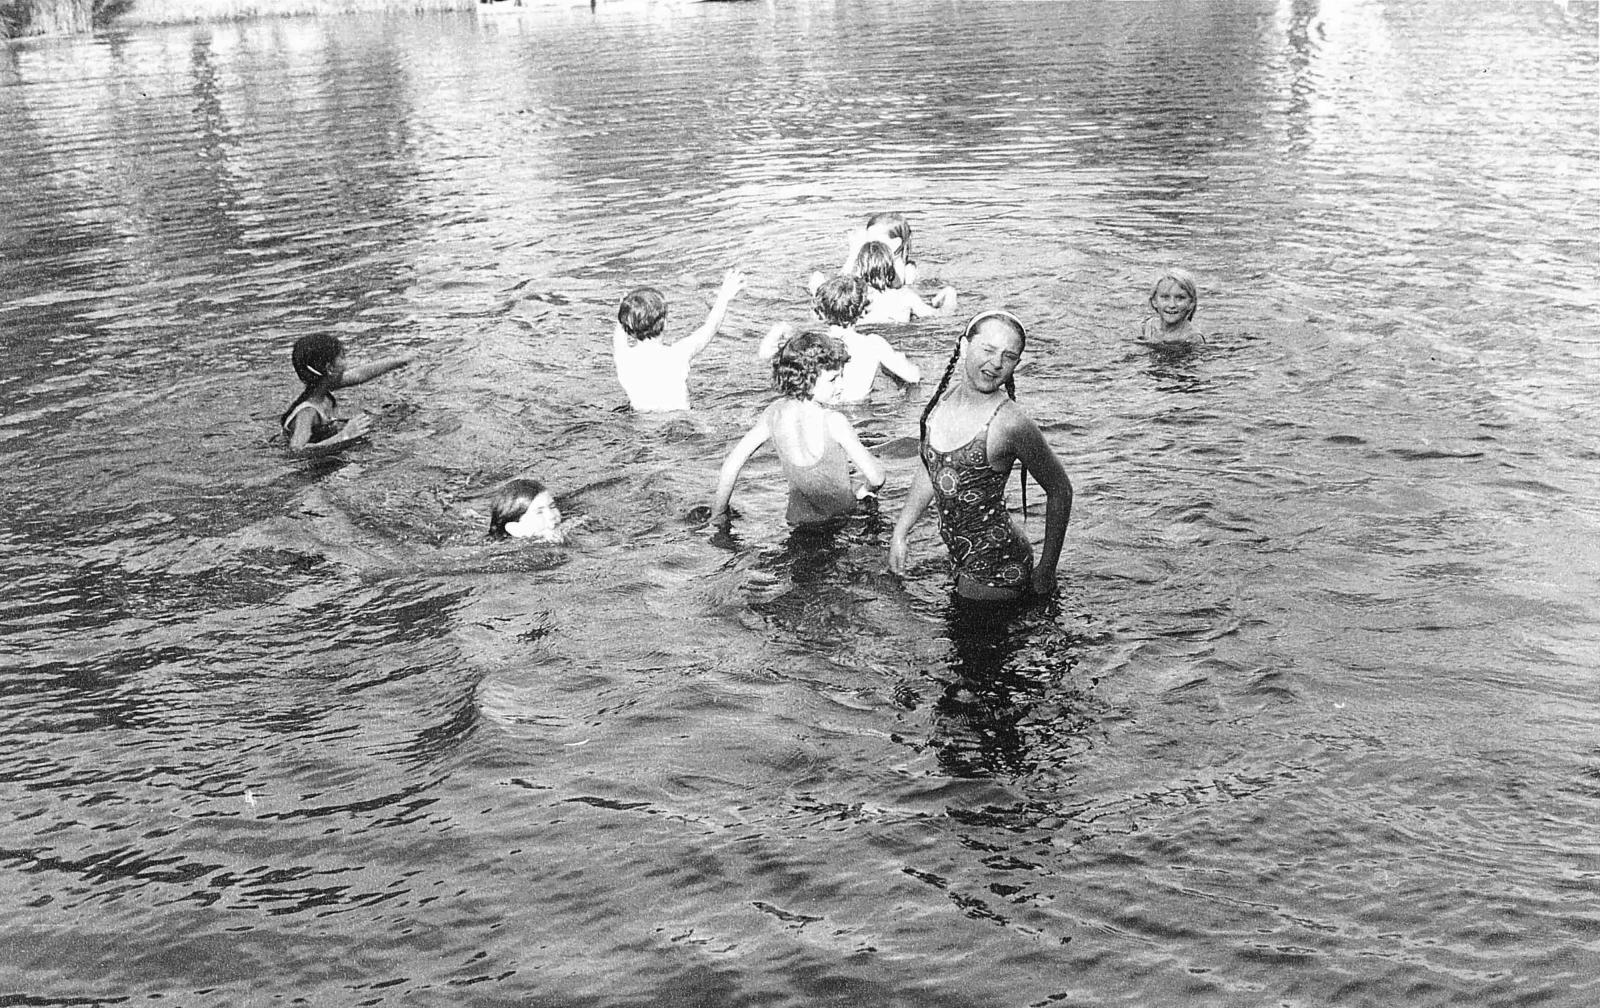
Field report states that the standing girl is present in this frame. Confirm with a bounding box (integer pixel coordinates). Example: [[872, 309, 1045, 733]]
[[889, 310, 1072, 601], [712, 331, 885, 526], [1140, 268, 1204, 342], [280, 333, 411, 451]]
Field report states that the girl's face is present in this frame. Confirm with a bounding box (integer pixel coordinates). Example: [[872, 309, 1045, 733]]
[[962, 321, 1024, 394], [1151, 279, 1194, 325], [812, 367, 841, 401], [505, 492, 563, 542]]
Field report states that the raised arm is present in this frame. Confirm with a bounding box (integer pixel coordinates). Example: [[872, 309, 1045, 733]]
[[337, 355, 411, 388], [888, 463, 936, 577], [710, 415, 772, 519], [827, 411, 886, 494], [1001, 410, 1073, 594], [757, 321, 793, 362], [679, 268, 746, 361]]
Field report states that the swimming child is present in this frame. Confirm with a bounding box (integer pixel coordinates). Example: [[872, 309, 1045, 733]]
[[613, 268, 745, 411], [758, 274, 921, 403], [488, 478, 581, 543], [889, 310, 1072, 602], [280, 333, 411, 452], [853, 241, 957, 326], [712, 330, 886, 526], [1140, 268, 1204, 343]]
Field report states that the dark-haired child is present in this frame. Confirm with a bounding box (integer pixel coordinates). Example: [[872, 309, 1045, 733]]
[[613, 268, 745, 411], [280, 333, 411, 451], [712, 330, 885, 526], [759, 274, 921, 403]]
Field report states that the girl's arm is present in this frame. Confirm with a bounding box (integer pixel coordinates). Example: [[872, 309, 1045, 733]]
[[904, 288, 953, 320], [679, 268, 746, 361], [289, 412, 373, 453], [757, 321, 792, 362], [337, 356, 412, 388], [867, 332, 922, 385], [710, 415, 771, 518], [888, 464, 936, 577], [826, 412, 885, 492], [999, 409, 1073, 594]]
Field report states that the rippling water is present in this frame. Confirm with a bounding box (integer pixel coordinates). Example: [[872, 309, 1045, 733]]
[[3, 2, 1598, 1004]]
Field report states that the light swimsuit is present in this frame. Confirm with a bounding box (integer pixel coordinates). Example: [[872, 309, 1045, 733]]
[[768, 401, 857, 525], [921, 402, 1032, 592], [282, 398, 338, 443]]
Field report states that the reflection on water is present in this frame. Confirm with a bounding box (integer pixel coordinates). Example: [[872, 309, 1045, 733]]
[[3, 1, 1599, 1005]]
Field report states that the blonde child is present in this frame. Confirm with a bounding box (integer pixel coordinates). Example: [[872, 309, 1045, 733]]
[[279, 333, 411, 452], [759, 274, 920, 403], [613, 268, 745, 411], [713, 330, 885, 526], [1140, 268, 1204, 343]]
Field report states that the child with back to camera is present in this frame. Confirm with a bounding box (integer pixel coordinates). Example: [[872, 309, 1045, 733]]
[[613, 268, 745, 411], [712, 330, 886, 526], [853, 240, 957, 326], [1140, 268, 1205, 343], [759, 274, 921, 403], [280, 333, 411, 452]]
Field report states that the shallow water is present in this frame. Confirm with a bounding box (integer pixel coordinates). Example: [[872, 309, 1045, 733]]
[[3, 1, 1599, 1005]]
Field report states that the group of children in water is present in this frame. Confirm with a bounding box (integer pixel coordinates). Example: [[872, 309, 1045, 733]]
[[279, 210, 1204, 602]]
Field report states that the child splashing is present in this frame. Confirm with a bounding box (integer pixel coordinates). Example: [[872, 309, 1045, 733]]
[[889, 310, 1072, 602], [613, 269, 745, 411], [712, 330, 885, 527], [1140, 267, 1204, 343], [280, 333, 411, 452], [760, 274, 920, 403]]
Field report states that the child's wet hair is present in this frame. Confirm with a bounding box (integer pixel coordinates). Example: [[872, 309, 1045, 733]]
[[1149, 268, 1199, 321], [618, 287, 668, 340], [489, 478, 549, 538], [773, 330, 849, 400], [812, 275, 867, 327], [852, 241, 901, 291], [865, 211, 912, 263], [291, 333, 344, 385]]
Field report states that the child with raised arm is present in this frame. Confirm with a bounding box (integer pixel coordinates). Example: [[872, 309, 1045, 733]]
[[280, 333, 411, 452], [713, 330, 885, 526], [1140, 268, 1205, 343], [759, 274, 921, 403], [613, 268, 745, 411]]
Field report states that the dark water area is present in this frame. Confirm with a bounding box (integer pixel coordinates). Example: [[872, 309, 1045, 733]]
[[2, 1, 1598, 1004]]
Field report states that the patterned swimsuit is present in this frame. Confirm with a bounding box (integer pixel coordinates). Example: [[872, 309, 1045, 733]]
[[921, 403, 1033, 592]]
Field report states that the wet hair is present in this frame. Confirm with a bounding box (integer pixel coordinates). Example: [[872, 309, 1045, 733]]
[[865, 211, 912, 263], [773, 330, 849, 400], [851, 241, 901, 291], [919, 309, 1032, 514], [488, 478, 549, 538], [279, 333, 344, 428], [1148, 268, 1199, 322], [618, 287, 668, 340], [812, 275, 867, 327]]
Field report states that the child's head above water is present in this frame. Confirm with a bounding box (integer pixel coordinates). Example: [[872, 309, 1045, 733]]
[[1148, 268, 1199, 324], [812, 275, 867, 328], [865, 211, 911, 263], [852, 241, 901, 292], [618, 287, 668, 341], [773, 331, 850, 401], [291, 333, 345, 386], [489, 478, 564, 542]]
